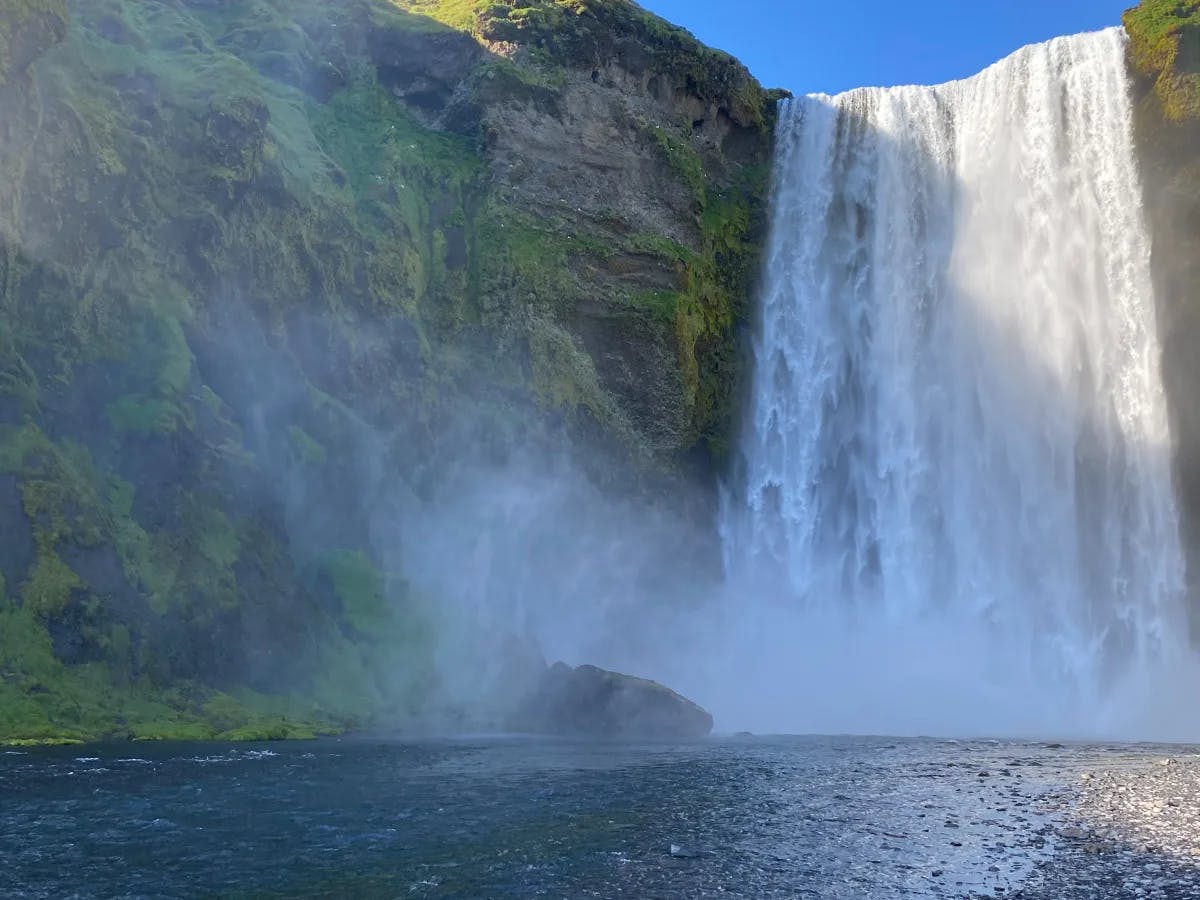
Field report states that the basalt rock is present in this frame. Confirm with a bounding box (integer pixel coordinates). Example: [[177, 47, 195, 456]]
[[510, 662, 714, 738]]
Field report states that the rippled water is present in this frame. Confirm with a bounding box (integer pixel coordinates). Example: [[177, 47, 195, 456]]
[[5, 735, 1187, 898]]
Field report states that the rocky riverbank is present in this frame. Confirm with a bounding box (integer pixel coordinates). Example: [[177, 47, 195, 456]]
[[1022, 753, 1200, 899]]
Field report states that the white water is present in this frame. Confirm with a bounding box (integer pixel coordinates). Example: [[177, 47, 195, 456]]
[[716, 28, 1199, 738]]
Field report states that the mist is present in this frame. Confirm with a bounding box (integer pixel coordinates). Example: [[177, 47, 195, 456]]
[[6, 1, 1190, 746], [290, 26, 1200, 744]]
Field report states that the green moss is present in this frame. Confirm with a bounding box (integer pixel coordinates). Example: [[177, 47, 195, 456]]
[[106, 478, 177, 613], [471, 202, 615, 336], [527, 317, 628, 433], [0, 598, 345, 744], [318, 549, 391, 635], [311, 79, 481, 318], [620, 163, 767, 456], [0, 0, 773, 744], [287, 425, 327, 466], [129, 720, 215, 742], [1125, 0, 1200, 121], [482, 54, 566, 96], [414, 0, 767, 121], [1, 735, 86, 746], [305, 550, 438, 723], [106, 394, 181, 434], [218, 722, 317, 741], [20, 547, 82, 616], [390, 0, 485, 31], [0, 422, 44, 472], [628, 231, 696, 263], [647, 124, 707, 204], [626, 289, 680, 323], [192, 502, 240, 573], [204, 692, 327, 741]]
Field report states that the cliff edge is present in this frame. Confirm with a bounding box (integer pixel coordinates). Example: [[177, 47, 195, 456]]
[[1125, 0, 1200, 633], [0, 0, 777, 743]]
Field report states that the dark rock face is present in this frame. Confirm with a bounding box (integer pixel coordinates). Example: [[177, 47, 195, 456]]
[[0, 0, 773, 743], [510, 662, 714, 739], [1125, 1, 1200, 636]]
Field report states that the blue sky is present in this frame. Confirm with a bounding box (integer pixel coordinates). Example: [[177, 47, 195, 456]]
[[637, 1, 1132, 94]]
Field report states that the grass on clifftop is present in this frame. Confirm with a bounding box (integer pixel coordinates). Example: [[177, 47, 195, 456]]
[[1125, 0, 1200, 121], [392, 0, 766, 122]]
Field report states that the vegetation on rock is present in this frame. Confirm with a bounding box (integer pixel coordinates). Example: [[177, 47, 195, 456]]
[[0, 0, 777, 742], [1125, 0, 1200, 634], [1124, 0, 1200, 121]]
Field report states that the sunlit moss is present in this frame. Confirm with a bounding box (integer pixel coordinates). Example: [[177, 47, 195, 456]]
[[1125, 0, 1200, 121], [0, 0, 774, 743]]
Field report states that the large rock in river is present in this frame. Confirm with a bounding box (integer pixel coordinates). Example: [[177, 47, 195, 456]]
[[510, 663, 713, 739]]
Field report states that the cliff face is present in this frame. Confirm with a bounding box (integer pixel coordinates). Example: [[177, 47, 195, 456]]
[[0, 0, 776, 742], [1124, 0, 1200, 632], [0, 0, 65, 85]]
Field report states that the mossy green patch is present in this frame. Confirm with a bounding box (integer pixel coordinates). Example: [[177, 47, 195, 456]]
[[391, 0, 484, 31], [287, 425, 327, 466], [0, 0, 774, 743], [0, 597, 346, 744], [106, 394, 181, 435], [628, 128, 769, 455], [1125, 0, 1200, 121], [394, 0, 768, 124], [20, 547, 82, 616], [318, 549, 390, 636], [528, 317, 618, 422]]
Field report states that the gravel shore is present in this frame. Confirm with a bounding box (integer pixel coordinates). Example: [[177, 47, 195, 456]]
[[1019, 753, 1200, 900]]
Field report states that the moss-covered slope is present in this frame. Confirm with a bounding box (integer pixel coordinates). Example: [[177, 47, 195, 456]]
[[0, 0, 65, 86], [0, 0, 776, 742], [1125, 0, 1200, 120]]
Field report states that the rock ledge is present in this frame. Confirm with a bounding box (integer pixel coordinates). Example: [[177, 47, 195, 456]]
[[509, 662, 713, 739]]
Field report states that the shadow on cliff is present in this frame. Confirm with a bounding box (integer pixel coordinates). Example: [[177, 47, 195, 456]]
[[0, 0, 740, 731]]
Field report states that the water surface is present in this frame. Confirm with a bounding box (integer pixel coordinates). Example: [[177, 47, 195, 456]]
[[6, 734, 1178, 898]]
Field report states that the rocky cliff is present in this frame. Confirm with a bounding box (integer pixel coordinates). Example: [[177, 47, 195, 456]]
[[0, 0, 777, 743], [1124, 0, 1200, 634]]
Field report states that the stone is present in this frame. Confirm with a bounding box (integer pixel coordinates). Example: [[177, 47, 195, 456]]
[[508, 662, 714, 739]]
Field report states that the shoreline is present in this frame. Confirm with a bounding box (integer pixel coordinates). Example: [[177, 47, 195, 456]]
[[1021, 754, 1200, 898]]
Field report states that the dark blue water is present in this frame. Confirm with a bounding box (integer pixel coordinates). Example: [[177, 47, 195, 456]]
[[0, 735, 1151, 898]]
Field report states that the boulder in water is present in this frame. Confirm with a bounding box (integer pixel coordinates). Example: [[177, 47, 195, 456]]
[[509, 663, 713, 739]]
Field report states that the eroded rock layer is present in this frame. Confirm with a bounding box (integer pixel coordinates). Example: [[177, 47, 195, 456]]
[[0, 0, 775, 742]]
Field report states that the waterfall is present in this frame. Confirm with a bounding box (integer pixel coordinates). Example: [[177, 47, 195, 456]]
[[718, 28, 1195, 737]]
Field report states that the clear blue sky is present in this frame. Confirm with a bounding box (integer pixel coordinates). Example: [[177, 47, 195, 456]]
[[637, 1, 1133, 94]]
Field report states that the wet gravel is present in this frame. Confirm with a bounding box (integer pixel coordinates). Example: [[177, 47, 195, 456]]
[[1022, 754, 1200, 900]]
